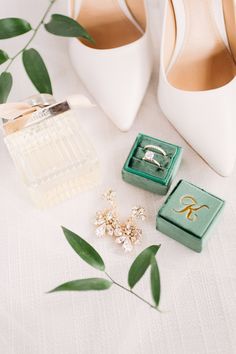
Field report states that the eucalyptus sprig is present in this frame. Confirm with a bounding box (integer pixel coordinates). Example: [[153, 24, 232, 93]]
[[48, 227, 162, 312], [0, 0, 94, 103]]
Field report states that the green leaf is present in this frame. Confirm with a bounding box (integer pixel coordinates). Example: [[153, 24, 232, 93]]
[[150, 255, 161, 307], [48, 278, 112, 293], [44, 14, 94, 43], [0, 50, 9, 65], [0, 72, 12, 103], [0, 18, 31, 39], [22, 48, 52, 94], [128, 245, 161, 289], [62, 226, 105, 271]]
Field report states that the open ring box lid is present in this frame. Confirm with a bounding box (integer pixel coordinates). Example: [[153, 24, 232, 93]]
[[156, 180, 225, 252], [122, 133, 183, 195]]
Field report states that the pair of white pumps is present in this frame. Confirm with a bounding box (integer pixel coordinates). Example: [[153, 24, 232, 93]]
[[68, 0, 236, 177]]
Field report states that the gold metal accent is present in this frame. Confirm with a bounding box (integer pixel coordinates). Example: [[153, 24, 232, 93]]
[[2, 101, 70, 135], [95, 189, 146, 252], [173, 195, 209, 222]]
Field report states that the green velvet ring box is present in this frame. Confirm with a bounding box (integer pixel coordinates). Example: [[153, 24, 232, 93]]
[[156, 180, 225, 252], [122, 133, 183, 195]]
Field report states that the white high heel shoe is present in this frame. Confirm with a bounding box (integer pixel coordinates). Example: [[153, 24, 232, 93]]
[[158, 0, 236, 176], [68, 0, 153, 131]]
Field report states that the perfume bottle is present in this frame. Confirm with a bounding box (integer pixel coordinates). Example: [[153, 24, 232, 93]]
[[1, 94, 100, 208]]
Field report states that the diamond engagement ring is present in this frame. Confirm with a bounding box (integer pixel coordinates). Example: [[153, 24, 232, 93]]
[[144, 144, 167, 157], [142, 150, 162, 168]]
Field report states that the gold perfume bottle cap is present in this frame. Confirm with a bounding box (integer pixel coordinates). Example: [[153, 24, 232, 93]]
[[24, 101, 70, 128], [1, 94, 94, 135], [1, 95, 70, 135]]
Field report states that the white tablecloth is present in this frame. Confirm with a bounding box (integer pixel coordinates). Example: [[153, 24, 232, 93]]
[[1, 1, 236, 353]]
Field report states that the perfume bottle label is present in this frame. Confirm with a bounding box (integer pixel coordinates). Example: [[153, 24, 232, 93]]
[[25, 101, 70, 128]]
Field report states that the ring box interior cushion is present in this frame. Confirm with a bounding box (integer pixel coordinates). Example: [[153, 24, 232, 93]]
[[156, 180, 225, 252], [122, 133, 183, 195]]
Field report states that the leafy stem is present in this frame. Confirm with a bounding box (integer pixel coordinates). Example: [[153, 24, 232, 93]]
[[104, 271, 160, 311], [0, 1, 93, 102], [4, 0, 56, 72], [49, 227, 162, 314]]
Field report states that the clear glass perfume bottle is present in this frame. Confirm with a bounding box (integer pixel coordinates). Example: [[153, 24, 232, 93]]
[[2, 94, 100, 208]]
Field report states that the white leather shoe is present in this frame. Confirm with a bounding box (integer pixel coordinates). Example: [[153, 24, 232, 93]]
[[68, 0, 153, 131], [158, 0, 236, 176]]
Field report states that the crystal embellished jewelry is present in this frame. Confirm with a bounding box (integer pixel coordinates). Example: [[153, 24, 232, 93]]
[[142, 150, 162, 168], [95, 189, 146, 252], [95, 189, 120, 238]]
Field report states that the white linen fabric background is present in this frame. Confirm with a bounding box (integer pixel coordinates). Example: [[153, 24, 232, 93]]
[[0, 1, 236, 353]]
